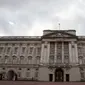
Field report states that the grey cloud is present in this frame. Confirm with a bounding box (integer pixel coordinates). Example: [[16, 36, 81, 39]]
[[0, 0, 85, 36]]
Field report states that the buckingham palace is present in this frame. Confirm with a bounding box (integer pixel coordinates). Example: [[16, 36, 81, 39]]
[[0, 29, 85, 82]]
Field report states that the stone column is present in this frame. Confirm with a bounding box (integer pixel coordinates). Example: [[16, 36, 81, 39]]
[[54, 42, 57, 63], [72, 41, 76, 63], [74, 42, 78, 64], [46, 42, 50, 64], [69, 42, 72, 63], [40, 41, 49, 64], [40, 43, 44, 64], [62, 42, 64, 63]]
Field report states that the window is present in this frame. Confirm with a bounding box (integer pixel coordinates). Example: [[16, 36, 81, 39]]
[[12, 56, 16, 60], [79, 56, 83, 59], [20, 56, 24, 60], [28, 56, 32, 64], [78, 47, 82, 54], [64, 42, 69, 56], [5, 56, 9, 64], [37, 47, 41, 55], [72, 45, 75, 48], [80, 67, 84, 71], [35, 72, 38, 78], [78, 57, 83, 64], [29, 47, 33, 54], [27, 68, 30, 70], [17, 72, 21, 77], [57, 42, 62, 56], [36, 56, 40, 64], [28, 56, 32, 59], [7, 47, 11, 54], [12, 43, 15, 46], [5, 56, 8, 59], [44, 45, 47, 48], [2, 68, 5, 70], [57, 56, 61, 59], [81, 72, 84, 78], [22, 47, 25, 54], [14, 47, 18, 54], [49, 56, 54, 64], [19, 68, 21, 70], [0, 56, 1, 58], [26, 72, 30, 77], [50, 42, 55, 54], [0, 47, 3, 54], [36, 68, 39, 71], [65, 56, 69, 59]]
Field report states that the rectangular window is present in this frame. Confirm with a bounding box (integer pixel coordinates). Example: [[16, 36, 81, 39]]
[[37, 47, 41, 55], [49, 56, 54, 64], [17, 72, 21, 77], [20, 56, 24, 60], [0, 47, 3, 54], [50, 42, 55, 55], [29, 47, 33, 54], [5, 56, 9, 64], [22, 47, 25, 54], [14, 47, 18, 54], [5, 56, 8, 59], [35, 72, 38, 78], [28, 56, 32, 64], [7, 47, 11, 54], [12, 56, 16, 60], [64, 56, 69, 59], [26, 72, 30, 77], [81, 72, 84, 78], [57, 42, 62, 56]]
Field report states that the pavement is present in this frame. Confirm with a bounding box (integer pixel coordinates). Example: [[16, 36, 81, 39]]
[[0, 81, 85, 85]]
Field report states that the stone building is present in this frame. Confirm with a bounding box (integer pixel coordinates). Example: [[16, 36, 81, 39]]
[[0, 29, 85, 82]]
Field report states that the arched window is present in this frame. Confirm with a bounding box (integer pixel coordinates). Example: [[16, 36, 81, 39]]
[[5, 56, 9, 64], [78, 56, 83, 64], [12, 56, 17, 64], [28, 56, 32, 64], [20, 56, 24, 64], [36, 56, 40, 64]]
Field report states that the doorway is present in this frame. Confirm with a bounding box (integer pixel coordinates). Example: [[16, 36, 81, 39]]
[[7, 70, 15, 80], [0, 74, 2, 80], [55, 68, 64, 82], [66, 74, 69, 82], [49, 74, 53, 81]]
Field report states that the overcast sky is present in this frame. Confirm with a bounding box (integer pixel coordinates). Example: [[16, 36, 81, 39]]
[[0, 0, 85, 36]]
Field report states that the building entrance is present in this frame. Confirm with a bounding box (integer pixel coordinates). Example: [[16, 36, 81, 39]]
[[55, 68, 64, 82], [49, 74, 53, 81], [0, 74, 2, 80], [66, 74, 69, 82], [7, 70, 15, 80]]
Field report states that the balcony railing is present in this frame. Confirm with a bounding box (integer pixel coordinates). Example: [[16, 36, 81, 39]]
[[0, 62, 83, 68]]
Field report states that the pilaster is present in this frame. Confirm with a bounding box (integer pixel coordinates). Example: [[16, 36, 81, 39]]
[[69, 42, 72, 63], [62, 42, 64, 63], [54, 42, 57, 63], [75, 42, 78, 64]]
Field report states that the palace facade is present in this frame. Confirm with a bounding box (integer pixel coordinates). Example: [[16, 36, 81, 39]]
[[0, 29, 85, 82]]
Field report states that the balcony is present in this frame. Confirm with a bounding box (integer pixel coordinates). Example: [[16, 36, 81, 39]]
[[40, 63, 79, 68], [0, 63, 40, 68], [0, 62, 79, 68]]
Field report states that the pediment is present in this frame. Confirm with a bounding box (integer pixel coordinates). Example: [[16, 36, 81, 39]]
[[42, 31, 77, 38]]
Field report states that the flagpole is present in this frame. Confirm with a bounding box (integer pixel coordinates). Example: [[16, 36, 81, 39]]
[[59, 23, 60, 30]]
